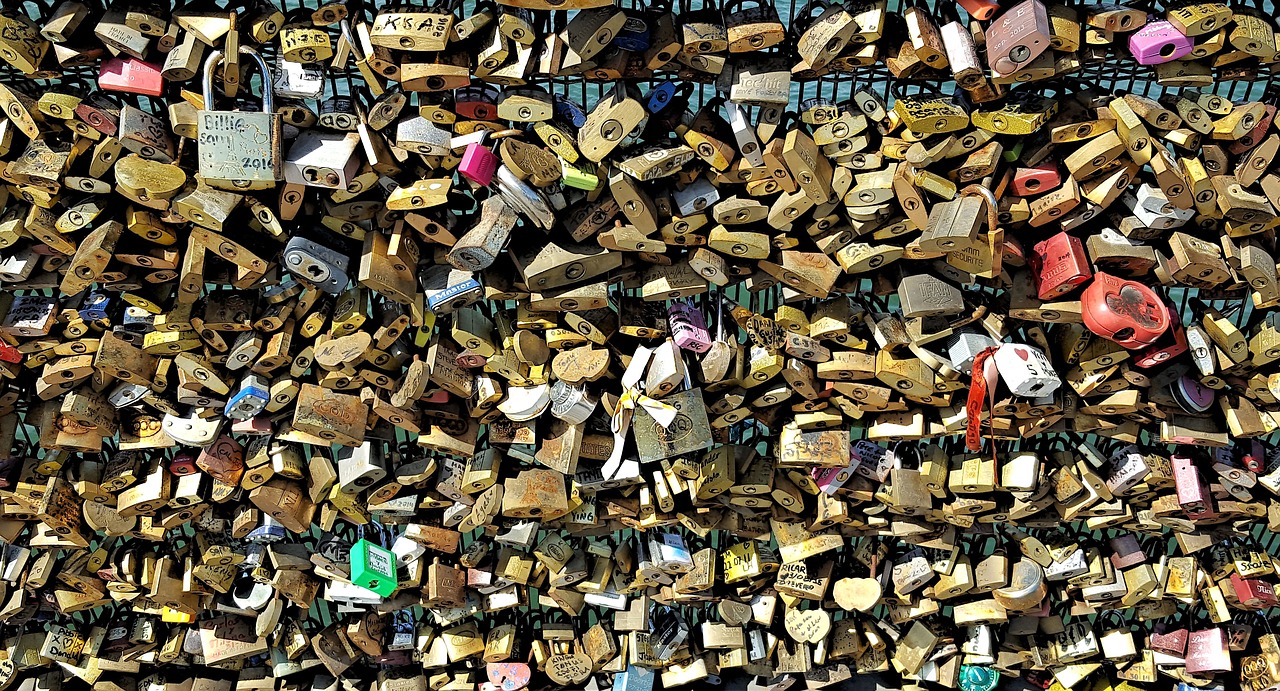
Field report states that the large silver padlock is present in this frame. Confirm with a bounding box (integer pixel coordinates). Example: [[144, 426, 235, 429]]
[[197, 45, 283, 190]]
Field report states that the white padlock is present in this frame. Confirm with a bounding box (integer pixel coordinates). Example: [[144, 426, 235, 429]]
[[993, 342, 1060, 397]]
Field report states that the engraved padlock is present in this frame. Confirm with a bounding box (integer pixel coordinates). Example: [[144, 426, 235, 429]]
[[1029, 231, 1091, 300], [99, 56, 164, 97], [197, 45, 283, 191], [993, 342, 1060, 398], [986, 0, 1052, 77]]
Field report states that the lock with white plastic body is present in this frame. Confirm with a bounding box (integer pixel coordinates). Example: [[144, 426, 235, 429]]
[[197, 45, 282, 191], [993, 342, 1060, 397]]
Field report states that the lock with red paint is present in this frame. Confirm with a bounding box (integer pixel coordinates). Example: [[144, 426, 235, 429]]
[[1012, 164, 1060, 196], [99, 57, 165, 97], [1081, 272, 1171, 348]]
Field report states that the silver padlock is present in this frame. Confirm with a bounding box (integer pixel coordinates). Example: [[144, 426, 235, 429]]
[[274, 53, 325, 99], [946, 331, 999, 375], [283, 129, 363, 190], [282, 236, 350, 295], [672, 177, 720, 216], [993, 342, 1060, 397], [726, 100, 766, 168], [1105, 443, 1151, 495], [337, 441, 388, 494], [226, 373, 270, 420], [548, 380, 598, 425], [109, 381, 151, 408], [1126, 184, 1195, 229], [197, 45, 282, 191], [162, 408, 224, 446], [495, 165, 554, 230], [395, 115, 452, 155]]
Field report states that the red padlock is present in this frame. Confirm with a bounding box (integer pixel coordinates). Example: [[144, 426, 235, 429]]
[[456, 350, 488, 368], [1185, 628, 1232, 675], [1029, 231, 1090, 300], [1012, 164, 1061, 196], [0, 342, 21, 364], [1231, 572, 1279, 609], [1133, 314, 1187, 368], [1228, 104, 1276, 155], [959, 0, 1000, 20], [1148, 620, 1189, 656], [98, 57, 165, 97], [1081, 272, 1171, 349], [454, 85, 500, 121], [1242, 439, 1266, 474], [169, 450, 199, 476]]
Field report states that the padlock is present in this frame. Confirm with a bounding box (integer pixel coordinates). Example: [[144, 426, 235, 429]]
[[99, 57, 164, 97], [986, 0, 1052, 76], [460, 130, 503, 186], [794, 1, 857, 71], [1129, 20, 1194, 64], [1081, 273, 1172, 349], [668, 300, 712, 354], [196, 45, 282, 190], [1030, 231, 1091, 300], [283, 237, 350, 296], [350, 537, 398, 597], [993, 343, 1060, 397]]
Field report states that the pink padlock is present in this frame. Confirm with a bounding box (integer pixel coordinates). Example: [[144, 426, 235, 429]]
[[1128, 20, 1192, 64], [667, 301, 711, 353], [812, 465, 853, 495], [98, 57, 165, 97], [459, 132, 499, 186]]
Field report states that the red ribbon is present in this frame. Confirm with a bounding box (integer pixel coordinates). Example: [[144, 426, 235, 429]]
[[965, 346, 1000, 453]]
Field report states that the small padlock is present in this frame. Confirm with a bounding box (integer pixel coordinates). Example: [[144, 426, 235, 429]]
[[1129, 20, 1193, 64], [668, 299, 711, 353], [460, 129, 504, 186]]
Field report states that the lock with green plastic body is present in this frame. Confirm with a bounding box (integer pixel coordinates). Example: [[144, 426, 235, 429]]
[[351, 537, 398, 597]]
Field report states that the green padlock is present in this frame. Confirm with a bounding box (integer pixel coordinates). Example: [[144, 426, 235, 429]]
[[560, 157, 600, 191], [350, 538, 398, 597]]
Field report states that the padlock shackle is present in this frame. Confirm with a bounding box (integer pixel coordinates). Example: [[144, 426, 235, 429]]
[[202, 46, 275, 116]]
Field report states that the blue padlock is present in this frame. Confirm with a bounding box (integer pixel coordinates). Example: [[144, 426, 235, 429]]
[[226, 373, 270, 420], [553, 93, 587, 129], [614, 14, 651, 52], [79, 291, 112, 322], [646, 80, 678, 114]]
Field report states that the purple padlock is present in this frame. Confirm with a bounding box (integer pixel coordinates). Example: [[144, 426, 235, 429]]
[[667, 301, 711, 353], [1129, 20, 1192, 64]]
